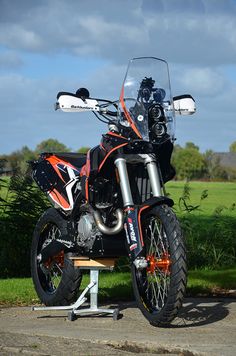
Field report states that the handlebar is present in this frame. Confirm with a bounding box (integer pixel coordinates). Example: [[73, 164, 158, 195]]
[[56, 91, 118, 118]]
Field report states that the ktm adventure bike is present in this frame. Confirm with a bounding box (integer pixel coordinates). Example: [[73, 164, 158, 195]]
[[30, 57, 196, 326]]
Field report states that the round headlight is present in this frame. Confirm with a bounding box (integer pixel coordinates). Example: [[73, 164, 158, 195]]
[[152, 123, 167, 137], [148, 104, 163, 121]]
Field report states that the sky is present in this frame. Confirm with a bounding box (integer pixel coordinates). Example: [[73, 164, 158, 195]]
[[0, 0, 236, 154]]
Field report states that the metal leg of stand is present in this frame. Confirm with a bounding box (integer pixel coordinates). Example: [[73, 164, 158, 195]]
[[90, 269, 99, 310], [32, 268, 120, 321], [32, 280, 95, 312]]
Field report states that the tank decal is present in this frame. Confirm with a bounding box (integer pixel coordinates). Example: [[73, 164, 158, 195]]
[[49, 188, 71, 210]]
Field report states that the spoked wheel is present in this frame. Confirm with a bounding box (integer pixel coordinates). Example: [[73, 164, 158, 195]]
[[132, 204, 187, 327], [38, 224, 65, 295], [31, 208, 82, 306]]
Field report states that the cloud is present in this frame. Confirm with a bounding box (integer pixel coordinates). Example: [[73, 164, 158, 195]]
[[0, 0, 236, 154], [0, 25, 44, 52], [172, 66, 227, 97], [0, 0, 236, 65]]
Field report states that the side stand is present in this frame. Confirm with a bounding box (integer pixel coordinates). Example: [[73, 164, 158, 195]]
[[32, 258, 120, 321]]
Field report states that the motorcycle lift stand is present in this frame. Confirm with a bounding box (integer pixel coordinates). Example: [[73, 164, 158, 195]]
[[32, 257, 121, 321]]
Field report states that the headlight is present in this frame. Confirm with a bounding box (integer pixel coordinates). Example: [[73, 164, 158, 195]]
[[148, 104, 167, 140], [152, 123, 167, 137], [148, 104, 164, 121]]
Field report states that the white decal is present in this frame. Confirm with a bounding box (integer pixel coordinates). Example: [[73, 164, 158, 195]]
[[128, 218, 137, 242], [124, 223, 130, 244], [130, 243, 137, 251], [137, 115, 144, 122]]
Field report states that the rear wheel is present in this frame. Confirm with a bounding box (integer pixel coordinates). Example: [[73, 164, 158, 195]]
[[31, 208, 82, 306], [132, 204, 187, 327]]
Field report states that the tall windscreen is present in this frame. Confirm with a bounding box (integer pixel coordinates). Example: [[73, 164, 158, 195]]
[[119, 57, 175, 142]]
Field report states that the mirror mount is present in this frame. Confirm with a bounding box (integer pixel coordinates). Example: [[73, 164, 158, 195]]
[[76, 88, 90, 100]]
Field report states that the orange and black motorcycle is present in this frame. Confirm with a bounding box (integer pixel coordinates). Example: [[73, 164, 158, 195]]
[[30, 57, 196, 326]]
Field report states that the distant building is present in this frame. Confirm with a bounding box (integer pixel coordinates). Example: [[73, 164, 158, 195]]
[[0, 168, 13, 176], [214, 152, 236, 169]]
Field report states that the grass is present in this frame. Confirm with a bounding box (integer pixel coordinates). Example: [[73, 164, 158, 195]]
[[166, 181, 236, 216], [186, 268, 236, 295], [1, 178, 235, 217], [0, 268, 235, 306]]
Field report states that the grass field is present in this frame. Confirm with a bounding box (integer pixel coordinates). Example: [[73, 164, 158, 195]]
[[166, 181, 236, 216], [1, 177, 236, 216], [0, 268, 235, 306]]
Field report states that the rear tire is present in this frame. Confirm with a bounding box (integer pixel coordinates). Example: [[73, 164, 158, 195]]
[[132, 204, 187, 327], [31, 208, 82, 306]]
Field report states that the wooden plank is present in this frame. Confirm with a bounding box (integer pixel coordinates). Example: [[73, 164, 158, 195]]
[[72, 258, 116, 268]]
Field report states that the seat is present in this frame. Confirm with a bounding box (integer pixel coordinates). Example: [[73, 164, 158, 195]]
[[54, 152, 87, 169]]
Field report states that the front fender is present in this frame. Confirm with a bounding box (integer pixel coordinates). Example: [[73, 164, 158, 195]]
[[139, 196, 174, 210], [124, 196, 174, 261]]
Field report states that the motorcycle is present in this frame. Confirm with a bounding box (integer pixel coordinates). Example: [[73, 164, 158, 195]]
[[30, 57, 196, 326]]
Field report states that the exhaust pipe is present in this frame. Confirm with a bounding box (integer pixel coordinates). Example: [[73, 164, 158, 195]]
[[92, 208, 124, 235]]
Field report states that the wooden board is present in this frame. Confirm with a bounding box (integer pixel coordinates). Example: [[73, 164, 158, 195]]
[[71, 258, 116, 268]]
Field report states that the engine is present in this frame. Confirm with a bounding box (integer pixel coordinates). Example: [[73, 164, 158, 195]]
[[76, 212, 101, 250]]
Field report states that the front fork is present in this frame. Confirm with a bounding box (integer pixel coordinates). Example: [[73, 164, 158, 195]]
[[115, 155, 163, 263]]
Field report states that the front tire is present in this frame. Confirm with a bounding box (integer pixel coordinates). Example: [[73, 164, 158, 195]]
[[132, 204, 187, 327], [31, 208, 82, 306]]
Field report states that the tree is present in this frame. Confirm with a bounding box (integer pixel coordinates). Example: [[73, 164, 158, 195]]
[[0, 146, 36, 173], [204, 150, 227, 180], [77, 146, 90, 154], [172, 145, 206, 180], [185, 142, 199, 151], [229, 141, 236, 152], [36, 139, 70, 154], [0, 159, 7, 171]]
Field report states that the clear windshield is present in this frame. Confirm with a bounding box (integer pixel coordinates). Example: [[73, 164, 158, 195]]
[[119, 57, 175, 142]]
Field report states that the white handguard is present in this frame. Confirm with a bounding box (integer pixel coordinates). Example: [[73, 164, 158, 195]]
[[173, 95, 196, 115], [57, 95, 99, 112]]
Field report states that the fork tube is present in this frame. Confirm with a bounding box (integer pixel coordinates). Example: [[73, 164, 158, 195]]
[[144, 155, 162, 197], [115, 157, 134, 207]]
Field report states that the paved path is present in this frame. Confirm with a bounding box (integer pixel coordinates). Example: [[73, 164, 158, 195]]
[[0, 298, 236, 355]]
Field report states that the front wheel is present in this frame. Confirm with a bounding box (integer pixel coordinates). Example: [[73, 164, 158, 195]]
[[132, 204, 187, 327]]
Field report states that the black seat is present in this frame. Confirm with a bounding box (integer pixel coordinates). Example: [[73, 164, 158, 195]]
[[54, 152, 87, 169]]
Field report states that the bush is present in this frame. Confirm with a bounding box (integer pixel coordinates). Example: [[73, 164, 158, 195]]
[[177, 183, 236, 269], [180, 214, 236, 269], [0, 173, 49, 277]]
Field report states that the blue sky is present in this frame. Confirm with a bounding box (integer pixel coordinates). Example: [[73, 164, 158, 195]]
[[0, 0, 236, 154]]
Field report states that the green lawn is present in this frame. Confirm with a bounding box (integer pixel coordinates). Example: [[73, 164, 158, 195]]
[[166, 181, 236, 216], [1, 177, 235, 217], [1, 268, 236, 306]]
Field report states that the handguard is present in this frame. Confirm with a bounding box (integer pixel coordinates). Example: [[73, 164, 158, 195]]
[[55, 94, 99, 112]]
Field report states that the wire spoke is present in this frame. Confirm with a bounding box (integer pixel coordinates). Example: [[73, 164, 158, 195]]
[[140, 215, 171, 313], [38, 223, 64, 294]]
